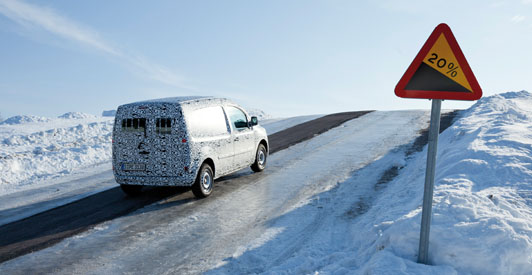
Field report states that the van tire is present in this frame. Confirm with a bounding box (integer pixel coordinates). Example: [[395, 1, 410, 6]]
[[192, 163, 214, 198], [251, 144, 267, 172], [120, 184, 143, 196]]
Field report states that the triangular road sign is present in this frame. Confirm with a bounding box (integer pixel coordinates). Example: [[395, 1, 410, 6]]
[[395, 23, 482, 100]]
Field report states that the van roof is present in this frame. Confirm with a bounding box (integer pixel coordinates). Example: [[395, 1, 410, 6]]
[[118, 96, 236, 111], [122, 96, 233, 106], [132, 96, 213, 104]]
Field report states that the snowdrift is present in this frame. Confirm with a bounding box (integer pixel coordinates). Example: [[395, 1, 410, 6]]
[[352, 91, 532, 274], [338, 92, 532, 274], [0, 114, 114, 193]]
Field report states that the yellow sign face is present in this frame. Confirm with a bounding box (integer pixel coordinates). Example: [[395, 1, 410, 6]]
[[422, 34, 472, 92]]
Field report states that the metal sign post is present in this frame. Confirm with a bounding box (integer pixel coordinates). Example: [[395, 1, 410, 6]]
[[417, 99, 441, 264]]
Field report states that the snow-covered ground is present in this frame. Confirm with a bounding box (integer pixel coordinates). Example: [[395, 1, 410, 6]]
[[2, 91, 532, 274], [0, 113, 321, 226]]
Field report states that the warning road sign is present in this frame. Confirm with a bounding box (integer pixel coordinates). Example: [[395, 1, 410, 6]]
[[394, 23, 483, 265], [395, 23, 482, 100]]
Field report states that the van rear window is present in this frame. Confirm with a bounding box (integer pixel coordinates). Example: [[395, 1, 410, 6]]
[[156, 118, 172, 134], [122, 118, 146, 132]]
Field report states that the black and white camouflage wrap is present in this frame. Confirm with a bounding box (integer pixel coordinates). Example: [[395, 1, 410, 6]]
[[112, 96, 268, 187]]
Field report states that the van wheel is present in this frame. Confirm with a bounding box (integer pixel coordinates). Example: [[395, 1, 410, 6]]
[[251, 144, 267, 172], [120, 184, 143, 196], [192, 163, 214, 198]]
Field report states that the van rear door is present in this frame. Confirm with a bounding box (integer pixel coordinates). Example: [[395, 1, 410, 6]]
[[114, 103, 188, 178]]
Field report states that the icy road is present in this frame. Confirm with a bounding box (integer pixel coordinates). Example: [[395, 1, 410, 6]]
[[1, 110, 430, 274]]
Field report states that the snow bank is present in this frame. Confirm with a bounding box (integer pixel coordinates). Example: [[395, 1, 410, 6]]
[[0, 115, 113, 194], [324, 92, 532, 274], [367, 91, 532, 274], [320, 91, 532, 274]]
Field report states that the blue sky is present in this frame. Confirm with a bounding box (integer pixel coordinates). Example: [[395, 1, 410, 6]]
[[0, 0, 531, 118]]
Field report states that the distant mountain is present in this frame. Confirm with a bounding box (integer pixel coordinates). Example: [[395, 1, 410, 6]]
[[58, 112, 97, 119]]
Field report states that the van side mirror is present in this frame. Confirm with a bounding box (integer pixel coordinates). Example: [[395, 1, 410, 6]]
[[250, 116, 258, 126]]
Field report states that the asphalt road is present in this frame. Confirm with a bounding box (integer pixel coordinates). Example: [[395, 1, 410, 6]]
[[0, 111, 373, 264]]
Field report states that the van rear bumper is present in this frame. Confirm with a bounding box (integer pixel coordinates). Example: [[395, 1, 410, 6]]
[[114, 174, 195, 186]]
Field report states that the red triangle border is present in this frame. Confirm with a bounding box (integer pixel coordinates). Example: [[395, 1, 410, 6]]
[[395, 23, 482, 101]]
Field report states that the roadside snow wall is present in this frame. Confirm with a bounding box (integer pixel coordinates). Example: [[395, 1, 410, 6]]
[[360, 91, 532, 274], [0, 115, 113, 193]]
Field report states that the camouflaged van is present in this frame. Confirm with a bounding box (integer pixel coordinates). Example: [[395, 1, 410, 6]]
[[112, 97, 268, 198]]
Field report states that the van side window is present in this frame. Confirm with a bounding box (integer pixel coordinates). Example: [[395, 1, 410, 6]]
[[225, 106, 248, 130], [156, 118, 172, 134], [187, 106, 230, 138], [122, 118, 146, 132]]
